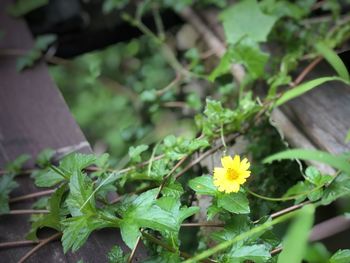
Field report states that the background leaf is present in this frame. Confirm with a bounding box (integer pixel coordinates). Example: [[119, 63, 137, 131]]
[[277, 204, 315, 263], [275, 76, 348, 106], [315, 42, 349, 81], [263, 149, 350, 175]]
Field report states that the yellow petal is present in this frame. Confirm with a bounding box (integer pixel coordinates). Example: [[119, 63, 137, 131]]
[[241, 171, 251, 178], [232, 155, 241, 168], [226, 182, 240, 193], [213, 167, 225, 179], [221, 156, 233, 169], [240, 158, 250, 170]]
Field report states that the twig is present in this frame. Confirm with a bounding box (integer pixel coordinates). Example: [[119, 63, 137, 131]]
[[269, 201, 311, 220], [290, 57, 323, 87], [270, 247, 283, 255], [17, 232, 61, 263], [127, 236, 142, 263], [5, 209, 49, 215], [0, 240, 39, 249], [10, 189, 55, 203]]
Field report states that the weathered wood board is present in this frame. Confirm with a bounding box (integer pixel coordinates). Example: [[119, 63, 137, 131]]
[[0, 1, 145, 262]]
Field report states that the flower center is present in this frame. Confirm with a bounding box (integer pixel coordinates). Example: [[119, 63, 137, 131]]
[[226, 168, 239, 180]]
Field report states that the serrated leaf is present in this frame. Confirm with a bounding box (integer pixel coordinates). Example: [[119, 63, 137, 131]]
[[5, 154, 30, 173], [330, 249, 350, 263], [27, 185, 67, 240], [228, 244, 271, 263], [60, 153, 96, 175], [62, 213, 117, 253], [275, 77, 349, 106], [188, 175, 218, 196], [263, 149, 350, 175], [315, 42, 349, 81], [321, 173, 350, 205], [35, 168, 65, 187], [278, 205, 315, 263], [220, 0, 277, 44], [217, 192, 250, 214], [305, 166, 333, 186], [128, 144, 149, 162], [66, 171, 96, 216], [0, 174, 18, 214], [107, 245, 128, 263], [119, 189, 178, 249], [36, 148, 55, 168]]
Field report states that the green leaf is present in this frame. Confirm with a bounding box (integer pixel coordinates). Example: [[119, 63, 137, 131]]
[[315, 42, 350, 81], [283, 181, 309, 204], [66, 171, 96, 216], [0, 174, 18, 214], [35, 168, 65, 187], [220, 0, 277, 44], [188, 175, 218, 196], [119, 189, 178, 248], [330, 249, 350, 263], [161, 181, 184, 198], [16, 34, 56, 71], [321, 173, 350, 205], [209, 39, 268, 81], [5, 154, 30, 173], [303, 243, 330, 263], [156, 197, 199, 229], [62, 213, 117, 253], [36, 148, 55, 168], [231, 38, 269, 79], [278, 205, 315, 263], [128, 144, 149, 162], [305, 166, 333, 186], [60, 153, 96, 175], [7, 0, 48, 17], [275, 76, 348, 106], [27, 185, 67, 240], [107, 245, 128, 263], [263, 149, 350, 175], [217, 192, 250, 214], [227, 244, 271, 263], [120, 222, 140, 249]]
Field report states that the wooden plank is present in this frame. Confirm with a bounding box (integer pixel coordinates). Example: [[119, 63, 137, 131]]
[[0, 4, 90, 167], [282, 62, 350, 154], [0, 1, 146, 262]]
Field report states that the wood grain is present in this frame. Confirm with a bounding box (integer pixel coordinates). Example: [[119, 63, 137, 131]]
[[0, 1, 146, 261]]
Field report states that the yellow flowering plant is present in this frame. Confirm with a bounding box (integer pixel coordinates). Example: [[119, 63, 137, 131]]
[[213, 155, 251, 193]]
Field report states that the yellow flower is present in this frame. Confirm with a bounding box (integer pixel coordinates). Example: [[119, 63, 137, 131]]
[[213, 155, 251, 193]]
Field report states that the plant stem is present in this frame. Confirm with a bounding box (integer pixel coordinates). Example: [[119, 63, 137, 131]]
[[0, 240, 39, 249], [6, 209, 49, 215], [17, 232, 61, 263], [246, 185, 323, 202], [183, 208, 302, 263], [10, 189, 55, 203]]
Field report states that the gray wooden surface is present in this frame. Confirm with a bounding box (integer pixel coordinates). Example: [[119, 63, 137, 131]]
[[0, 1, 145, 261]]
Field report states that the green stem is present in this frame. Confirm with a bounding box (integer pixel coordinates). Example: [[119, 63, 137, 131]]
[[220, 124, 227, 155], [245, 184, 324, 202], [183, 206, 304, 263]]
